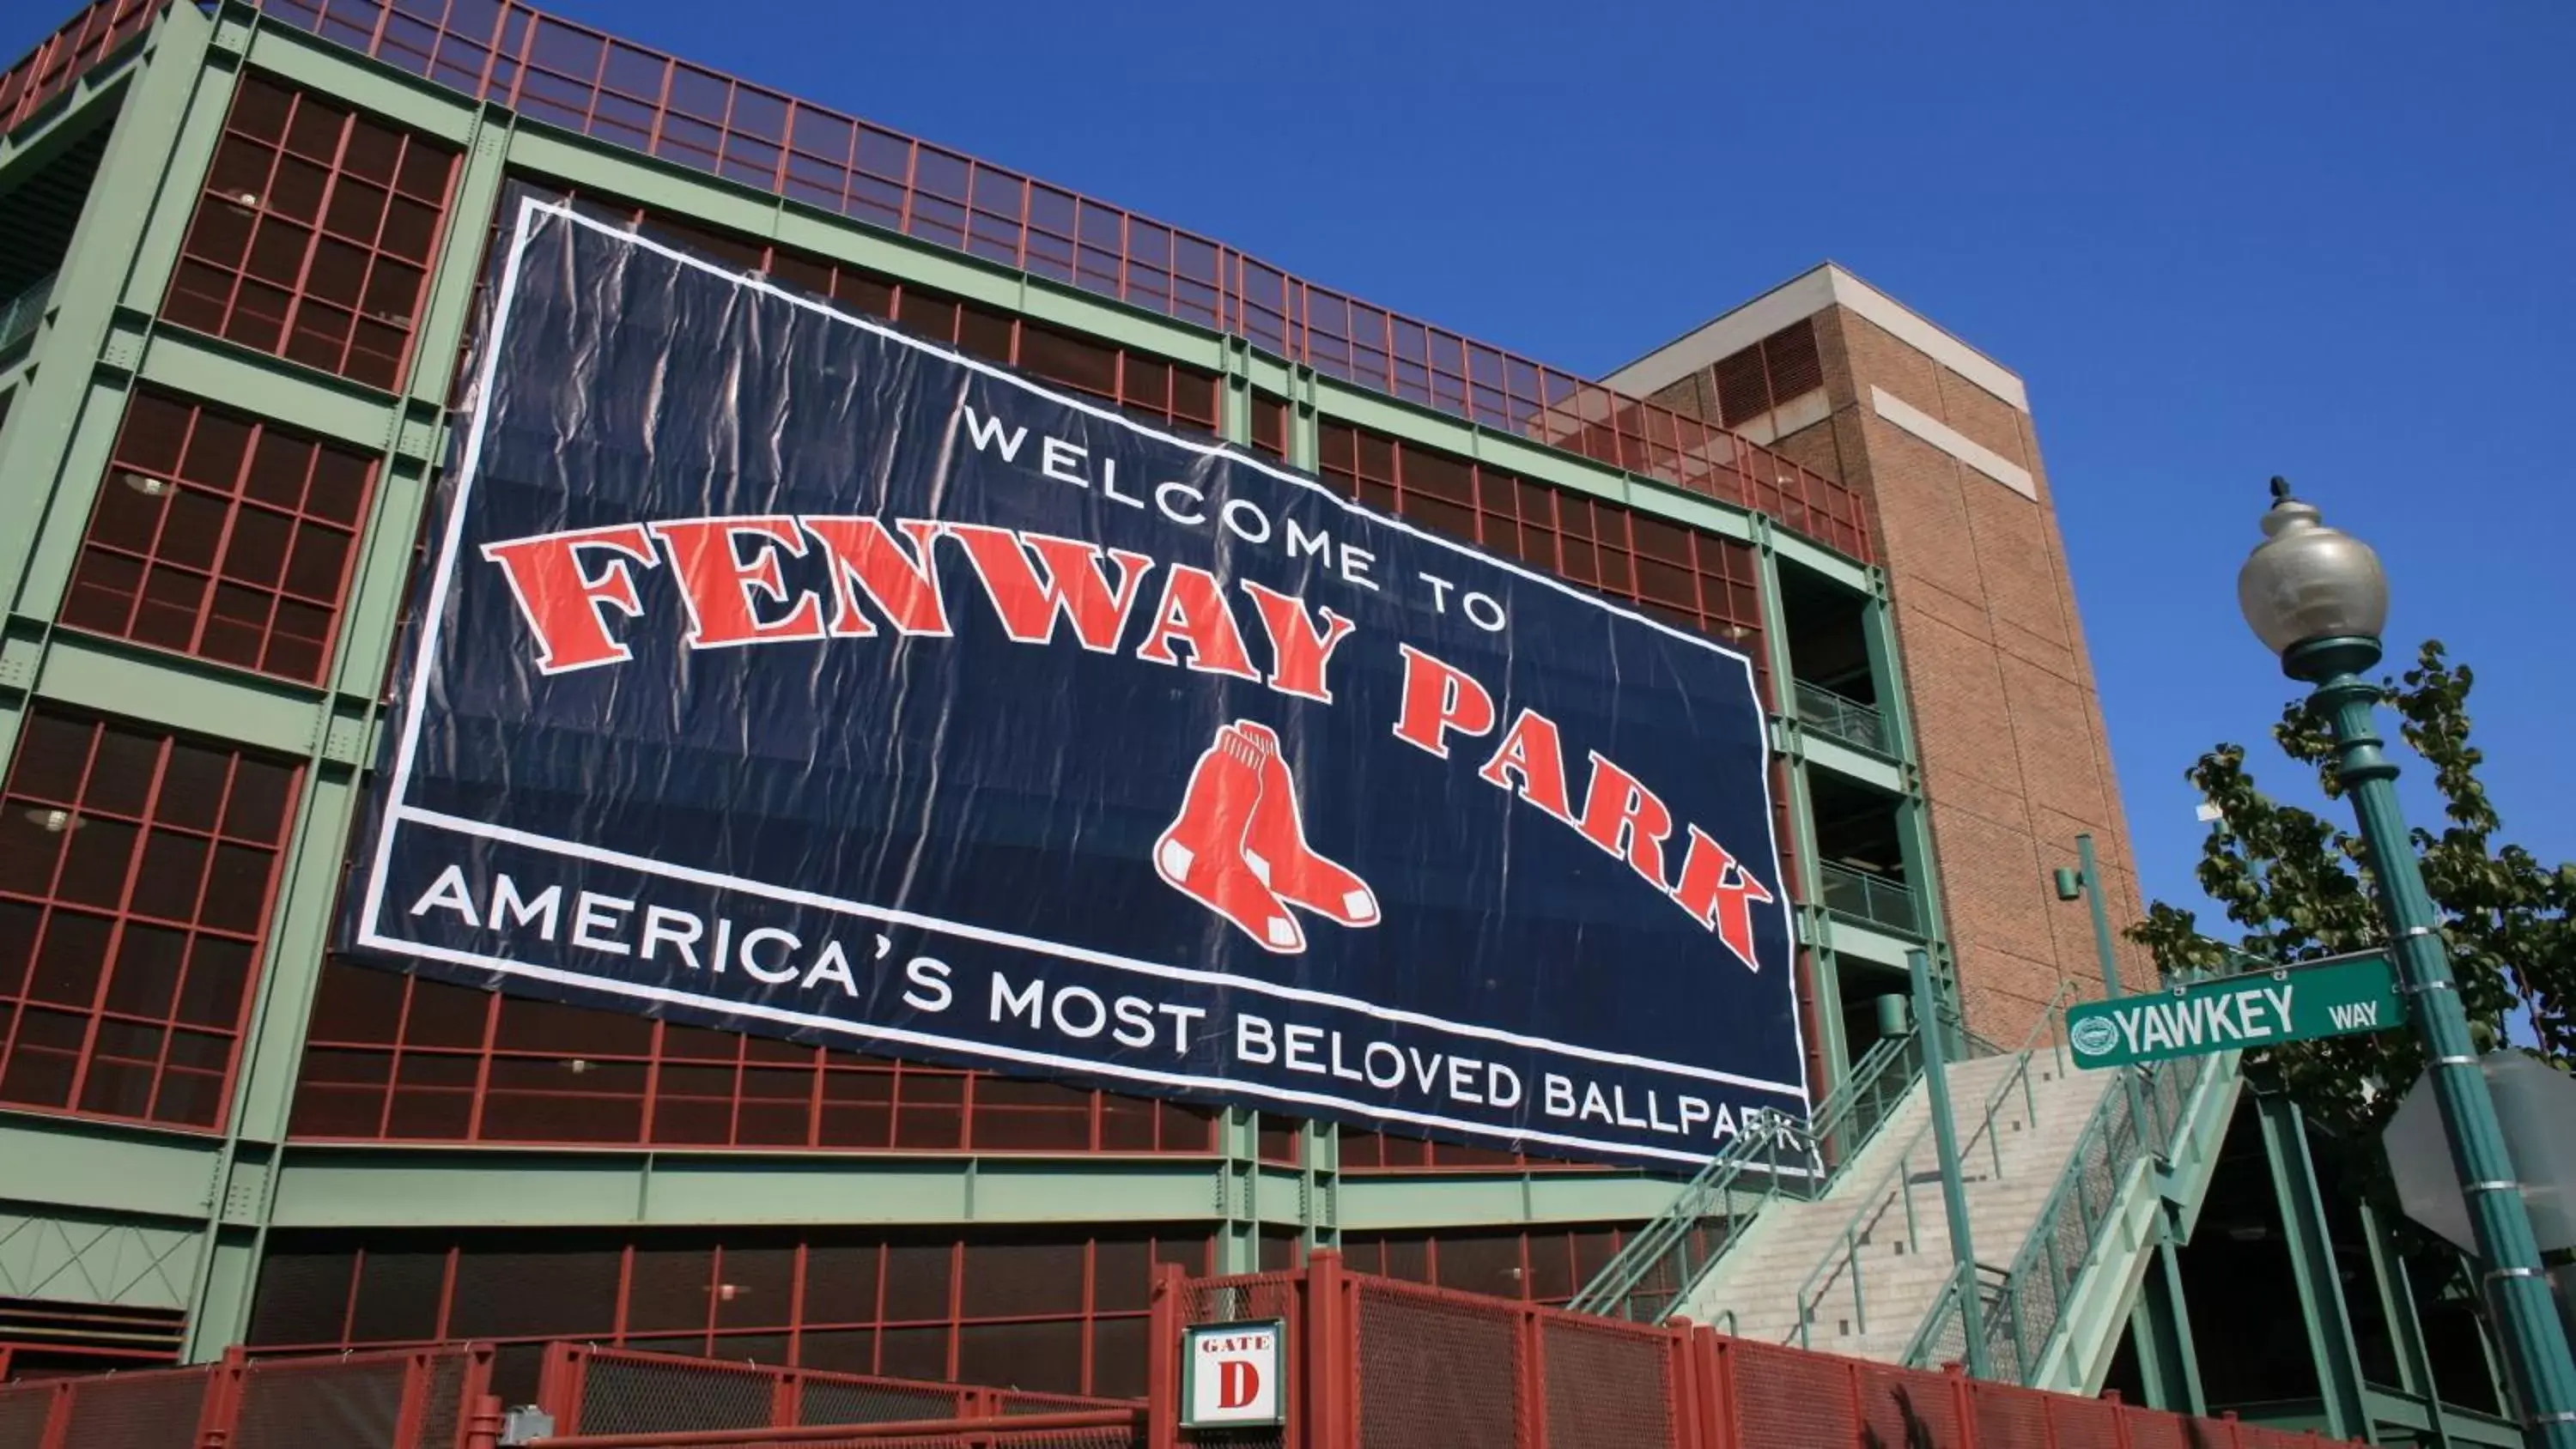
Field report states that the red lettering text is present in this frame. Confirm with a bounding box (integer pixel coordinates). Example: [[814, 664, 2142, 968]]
[[1668, 826, 1775, 971], [1476, 707, 1575, 820], [801, 516, 951, 637], [648, 517, 827, 649], [480, 524, 661, 673], [1391, 645, 1495, 758], [1578, 752, 1674, 892], [1134, 564, 1260, 678], [1240, 581, 1356, 702], [945, 524, 1154, 652]]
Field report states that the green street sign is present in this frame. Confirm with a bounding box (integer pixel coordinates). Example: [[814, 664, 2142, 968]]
[[2064, 951, 2407, 1070]]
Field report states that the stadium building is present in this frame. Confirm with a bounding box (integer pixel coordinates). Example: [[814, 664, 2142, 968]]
[[0, 3, 2525, 1442]]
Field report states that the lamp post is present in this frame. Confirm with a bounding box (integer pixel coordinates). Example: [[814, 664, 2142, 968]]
[[2236, 477, 2576, 1446]]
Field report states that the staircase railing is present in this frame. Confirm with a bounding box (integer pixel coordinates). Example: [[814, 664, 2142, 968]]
[[1902, 1038, 2214, 1379], [1566, 1028, 1926, 1321], [1790, 983, 2076, 1349]]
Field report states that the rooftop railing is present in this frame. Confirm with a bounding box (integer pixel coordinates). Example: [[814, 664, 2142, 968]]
[[0, 0, 158, 136], [165, 0, 1874, 560]]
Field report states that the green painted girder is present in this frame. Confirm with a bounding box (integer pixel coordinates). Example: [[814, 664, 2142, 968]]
[[0, 1203, 204, 1311]]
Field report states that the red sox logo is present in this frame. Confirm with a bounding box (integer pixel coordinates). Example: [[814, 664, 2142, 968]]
[[1155, 720, 1377, 954]]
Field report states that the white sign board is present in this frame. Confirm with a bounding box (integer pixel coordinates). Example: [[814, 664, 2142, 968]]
[[1182, 1319, 1285, 1429]]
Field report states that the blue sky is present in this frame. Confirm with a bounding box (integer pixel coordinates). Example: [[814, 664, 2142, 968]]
[[14, 1, 2570, 921]]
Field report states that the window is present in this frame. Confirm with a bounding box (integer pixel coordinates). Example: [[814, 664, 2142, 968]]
[[60, 389, 377, 684], [290, 960, 1219, 1154], [1710, 320, 1826, 429], [538, 196, 1227, 438], [1316, 422, 1766, 663], [1340, 1224, 1649, 1308], [0, 709, 300, 1130], [1249, 392, 1289, 463], [246, 1227, 1214, 1402], [164, 73, 458, 391]]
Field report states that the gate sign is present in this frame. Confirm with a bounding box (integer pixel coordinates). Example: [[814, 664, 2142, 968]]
[[2064, 951, 2406, 1070], [341, 199, 1808, 1167], [1183, 1320, 1285, 1428]]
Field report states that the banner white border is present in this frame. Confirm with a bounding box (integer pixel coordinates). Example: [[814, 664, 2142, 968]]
[[351, 198, 1814, 1167]]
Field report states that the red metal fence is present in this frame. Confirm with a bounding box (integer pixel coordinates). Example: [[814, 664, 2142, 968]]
[[1, 0, 1850, 560], [234, 0, 1869, 559], [536, 1343, 1129, 1437], [0, 0, 160, 135], [4, 0, 1870, 557], [0, 1343, 493, 1449], [0, 1259, 2358, 1448], [1145, 1254, 2357, 1449]]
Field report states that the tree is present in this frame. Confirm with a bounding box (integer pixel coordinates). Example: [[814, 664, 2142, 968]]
[[2127, 640, 2576, 1137]]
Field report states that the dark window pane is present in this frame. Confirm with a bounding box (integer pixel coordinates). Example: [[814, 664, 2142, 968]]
[[307, 960, 405, 1041], [247, 1245, 356, 1345], [955, 1319, 1082, 1396], [349, 1245, 447, 1342], [801, 1242, 880, 1326], [957, 1240, 1082, 1318], [880, 1239, 951, 1322], [101, 923, 186, 1016]]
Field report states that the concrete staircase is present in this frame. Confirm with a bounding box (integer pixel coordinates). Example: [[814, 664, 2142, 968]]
[[1674, 1048, 2112, 1362]]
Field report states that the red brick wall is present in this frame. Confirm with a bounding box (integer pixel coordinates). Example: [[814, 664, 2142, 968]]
[[1658, 306, 2148, 1041], [1810, 307, 2147, 1038]]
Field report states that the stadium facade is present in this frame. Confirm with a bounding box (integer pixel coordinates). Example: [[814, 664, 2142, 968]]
[[4, 3, 2511, 1440]]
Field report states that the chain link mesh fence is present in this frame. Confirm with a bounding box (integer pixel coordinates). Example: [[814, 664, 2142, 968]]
[[544, 1343, 1132, 1437], [1538, 1317, 1673, 1449], [233, 1355, 412, 1449], [1352, 1278, 1522, 1449]]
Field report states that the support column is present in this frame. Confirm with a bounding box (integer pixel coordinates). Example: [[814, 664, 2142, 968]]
[[2251, 1074, 2372, 1442], [2361, 1198, 2454, 1448], [2128, 1230, 2208, 1416], [1753, 522, 1848, 1096]]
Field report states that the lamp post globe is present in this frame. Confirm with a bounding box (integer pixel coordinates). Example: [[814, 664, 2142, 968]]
[[2237, 476, 2390, 674]]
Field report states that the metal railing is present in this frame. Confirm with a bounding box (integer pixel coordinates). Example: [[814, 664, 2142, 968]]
[[0, 270, 54, 355], [1903, 1040, 2216, 1380], [1790, 984, 2075, 1349], [1567, 1028, 1928, 1322], [1793, 680, 1889, 755], [1817, 862, 1920, 935], [0, 0, 156, 136], [222, 0, 1876, 560]]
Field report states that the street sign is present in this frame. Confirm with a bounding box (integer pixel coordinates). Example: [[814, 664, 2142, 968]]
[[2064, 951, 2406, 1070], [2384, 1051, 2576, 1256], [1181, 1319, 1286, 1428]]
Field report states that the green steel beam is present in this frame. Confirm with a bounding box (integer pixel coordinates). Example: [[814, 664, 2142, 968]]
[[0, 1111, 225, 1220], [0, 1200, 206, 1312], [2251, 1077, 2373, 1443], [31, 634, 344, 759], [1779, 726, 1908, 793], [1752, 518, 1854, 1094], [2362, 1198, 2456, 1449], [0, 21, 143, 175], [0, 3, 222, 620]]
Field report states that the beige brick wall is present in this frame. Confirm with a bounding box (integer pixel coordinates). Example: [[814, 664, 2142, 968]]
[[1663, 305, 2148, 1044]]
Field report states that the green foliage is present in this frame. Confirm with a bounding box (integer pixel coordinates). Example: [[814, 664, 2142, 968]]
[[2127, 641, 2575, 1137]]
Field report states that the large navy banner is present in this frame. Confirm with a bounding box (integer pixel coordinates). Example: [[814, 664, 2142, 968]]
[[344, 199, 1808, 1167]]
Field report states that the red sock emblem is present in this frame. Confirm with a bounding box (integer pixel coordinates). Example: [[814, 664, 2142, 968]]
[[1153, 721, 1379, 952], [1155, 726, 1306, 954], [1230, 722, 1379, 928]]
